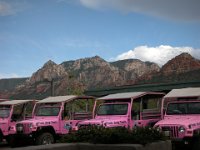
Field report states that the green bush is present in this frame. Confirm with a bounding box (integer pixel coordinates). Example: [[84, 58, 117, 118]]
[[130, 127, 166, 145], [60, 126, 166, 145]]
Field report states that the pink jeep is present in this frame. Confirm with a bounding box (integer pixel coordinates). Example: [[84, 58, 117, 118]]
[[78, 92, 165, 129], [0, 100, 36, 143], [154, 87, 200, 148], [11, 95, 94, 146]]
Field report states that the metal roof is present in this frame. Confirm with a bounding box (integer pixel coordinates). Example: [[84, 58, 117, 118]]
[[84, 81, 200, 97], [0, 100, 34, 105], [37, 95, 94, 103], [164, 87, 200, 98], [98, 91, 164, 100]]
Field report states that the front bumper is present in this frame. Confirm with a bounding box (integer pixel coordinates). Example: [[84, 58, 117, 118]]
[[0, 133, 3, 142], [160, 126, 194, 142], [9, 132, 36, 143], [0, 130, 7, 143]]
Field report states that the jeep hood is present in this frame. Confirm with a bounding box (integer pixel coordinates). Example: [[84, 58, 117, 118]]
[[156, 115, 200, 127], [79, 117, 128, 126], [18, 117, 59, 126]]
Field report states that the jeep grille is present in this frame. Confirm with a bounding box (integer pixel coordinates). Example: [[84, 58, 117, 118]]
[[162, 126, 179, 138], [16, 123, 31, 134]]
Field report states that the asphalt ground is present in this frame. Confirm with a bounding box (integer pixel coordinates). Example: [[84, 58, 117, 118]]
[[0, 141, 193, 150]]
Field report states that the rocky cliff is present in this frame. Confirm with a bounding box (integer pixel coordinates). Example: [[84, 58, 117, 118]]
[[29, 60, 67, 84], [111, 59, 160, 83], [61, 56, 123, 88]]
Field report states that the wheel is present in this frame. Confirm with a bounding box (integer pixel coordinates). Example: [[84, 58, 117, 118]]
[[0, 136, 2, 143], [36, 132, 55, 145], [172, 141, 182, 150], [192, 137, 200, 150], [8, 135, 19, 147]]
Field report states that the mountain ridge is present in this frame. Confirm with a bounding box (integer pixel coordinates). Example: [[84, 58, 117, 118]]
[[0, 53, 200, 99]]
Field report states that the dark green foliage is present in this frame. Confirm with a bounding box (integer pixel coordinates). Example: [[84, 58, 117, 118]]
[[140, 69, 200, 84], [60, 126, 166, 145], [130, 127, 166, 145], [0, 78, 28, 91]]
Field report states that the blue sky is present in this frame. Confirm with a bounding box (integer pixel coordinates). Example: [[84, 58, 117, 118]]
[[0, 0, 200, 78]]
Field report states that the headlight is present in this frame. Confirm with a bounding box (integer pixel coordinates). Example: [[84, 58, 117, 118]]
[[16, 124, 23, 132], [154, 125, 161, 132], [178, 126, 185, 133]]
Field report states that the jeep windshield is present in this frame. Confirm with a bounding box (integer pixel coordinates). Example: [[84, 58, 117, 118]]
[[97, 103, 128, 115], [0, 105, 11, 118], [35, 103, 61, 116], [166, 102, 200, 115]]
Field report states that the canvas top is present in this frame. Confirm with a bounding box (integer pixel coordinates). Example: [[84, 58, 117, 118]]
[[98, 92, 164, 100], [37, 95, 94, 103], [0, 100, 34, 105], [164, 87, 200, 98]]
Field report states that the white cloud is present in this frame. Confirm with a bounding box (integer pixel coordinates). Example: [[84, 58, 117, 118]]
[[0, 73, 20, 79], [111, 45, 200, 66], [79, 0, 200, 22], [0, 1, 26, 16]]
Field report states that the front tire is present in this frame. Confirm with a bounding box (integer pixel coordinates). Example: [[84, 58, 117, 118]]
[[35, 132, 55, 145], [192, 137, 200, 150], [8, 135, 19, 147]]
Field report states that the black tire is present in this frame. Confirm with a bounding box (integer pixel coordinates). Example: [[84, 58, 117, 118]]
[[8, 135, 19, 147], [35, 132, 55, 145], [172, 141, 189, 150], [0, 136, 2, 143], [192, 137, 200, 150]]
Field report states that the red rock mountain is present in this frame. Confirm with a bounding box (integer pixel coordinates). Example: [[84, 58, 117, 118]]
[[137, 53, 200, 84], [161, 53, 200, 75], [0, 53, 199, 99]]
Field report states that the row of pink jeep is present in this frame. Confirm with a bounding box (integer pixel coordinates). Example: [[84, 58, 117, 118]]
[[0, 92, 164, 146], [0, 87, 200, 147]]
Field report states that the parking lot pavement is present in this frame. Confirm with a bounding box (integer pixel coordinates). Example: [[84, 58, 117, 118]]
[[0, 142, 193, 150]]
